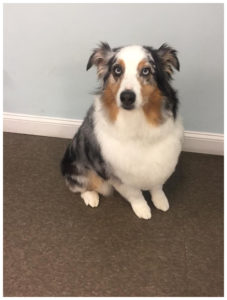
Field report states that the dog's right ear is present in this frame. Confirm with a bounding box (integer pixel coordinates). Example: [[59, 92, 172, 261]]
[[156, 44, 180, 78], [86, 42, 114, 78]]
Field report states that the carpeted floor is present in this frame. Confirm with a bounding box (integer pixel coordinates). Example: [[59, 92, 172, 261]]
[[3, 132, 223, 297]]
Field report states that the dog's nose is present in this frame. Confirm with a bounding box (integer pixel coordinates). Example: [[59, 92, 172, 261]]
[[120, 90, 136, 110]]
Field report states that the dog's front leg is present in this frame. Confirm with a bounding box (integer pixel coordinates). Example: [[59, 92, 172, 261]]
[[150, 186, 169, 212], [112, 181, 151, 219]]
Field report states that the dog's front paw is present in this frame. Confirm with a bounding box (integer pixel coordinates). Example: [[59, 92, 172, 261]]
[[151, 190, 169, 212], [81, 191, 99, 208], [131, 201, 152, 219]]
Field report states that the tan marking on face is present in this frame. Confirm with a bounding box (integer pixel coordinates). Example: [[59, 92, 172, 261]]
[[101, 59, 125, 122], [87, 171, 104, 191], [142, 86, 163, 126], [137, 59, 148, 72], [137, 58, 154, 86], [137, 59, 163, 126]]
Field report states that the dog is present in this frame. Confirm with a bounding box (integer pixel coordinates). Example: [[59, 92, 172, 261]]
[[61, 42, 184, 219]]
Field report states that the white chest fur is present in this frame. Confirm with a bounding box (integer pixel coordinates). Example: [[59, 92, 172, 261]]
[[94, 98, 184, 190]]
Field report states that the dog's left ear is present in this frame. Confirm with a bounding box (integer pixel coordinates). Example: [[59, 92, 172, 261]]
[[86, 42, 114, 79], [156, 44, 180, 78]]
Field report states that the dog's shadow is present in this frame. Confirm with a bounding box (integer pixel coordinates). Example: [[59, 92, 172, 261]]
[[142, 190, 152, 207]]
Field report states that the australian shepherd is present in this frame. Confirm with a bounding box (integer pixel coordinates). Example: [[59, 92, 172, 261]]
[[61, 42, 184, 219]]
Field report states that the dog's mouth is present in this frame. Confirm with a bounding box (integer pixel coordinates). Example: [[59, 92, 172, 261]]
[[121, 103, 135, 110]]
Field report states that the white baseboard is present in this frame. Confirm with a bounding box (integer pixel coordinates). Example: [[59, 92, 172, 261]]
[[183, 130, 223, 155], [3, 112, 80, 139], [3, 112, 224, 156]]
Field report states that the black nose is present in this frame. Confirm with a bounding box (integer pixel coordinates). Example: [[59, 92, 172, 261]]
[[120, 90, 136, 110]]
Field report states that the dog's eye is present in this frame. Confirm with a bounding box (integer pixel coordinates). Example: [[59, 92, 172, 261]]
[[141, 67, 151, 76], [113, 65, 122, 76]]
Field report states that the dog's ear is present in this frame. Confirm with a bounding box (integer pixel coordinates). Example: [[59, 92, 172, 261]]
[[86, 42, 114, 78], [156, 44, 180, 78]]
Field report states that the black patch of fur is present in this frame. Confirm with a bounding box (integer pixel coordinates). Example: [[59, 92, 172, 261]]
[[99, 42, 111, 52], [66, 175, 83, 188], [103, 55, 117, 84], [86, 52, 95, 71], [143, 46, 179, 119], [61, 144, 77, 176], [112, 46, 123, 52], [61, 106, 109, 190]]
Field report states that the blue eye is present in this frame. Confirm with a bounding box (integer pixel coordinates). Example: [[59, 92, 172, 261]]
[[113, 65, 122, 76], [141, 67, 151, 76]]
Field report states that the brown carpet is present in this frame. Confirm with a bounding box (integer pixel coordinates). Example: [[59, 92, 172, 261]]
[[3, 132, 223, 297]]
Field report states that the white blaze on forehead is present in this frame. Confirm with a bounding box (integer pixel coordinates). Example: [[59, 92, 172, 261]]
[[116, 45, 147, 74], [115, 45, 149, 108]]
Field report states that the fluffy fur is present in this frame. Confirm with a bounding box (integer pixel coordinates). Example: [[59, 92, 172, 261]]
[[61, 42, 184, 219]]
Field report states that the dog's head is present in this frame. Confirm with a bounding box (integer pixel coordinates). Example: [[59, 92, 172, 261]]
[[87, 42, 180, 124]]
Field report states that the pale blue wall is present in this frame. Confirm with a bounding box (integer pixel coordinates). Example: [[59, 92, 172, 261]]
[[4, 4, 224, 133]]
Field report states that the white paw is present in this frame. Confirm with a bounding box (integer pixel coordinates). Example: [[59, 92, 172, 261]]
[[81, 191, 99, 208], [151, 190, 169, 212], [131, 201, 152, 219]]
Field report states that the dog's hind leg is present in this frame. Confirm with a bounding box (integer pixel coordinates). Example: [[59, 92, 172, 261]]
[[80, 171, 110, 208], [66, 174, 100, 207]]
